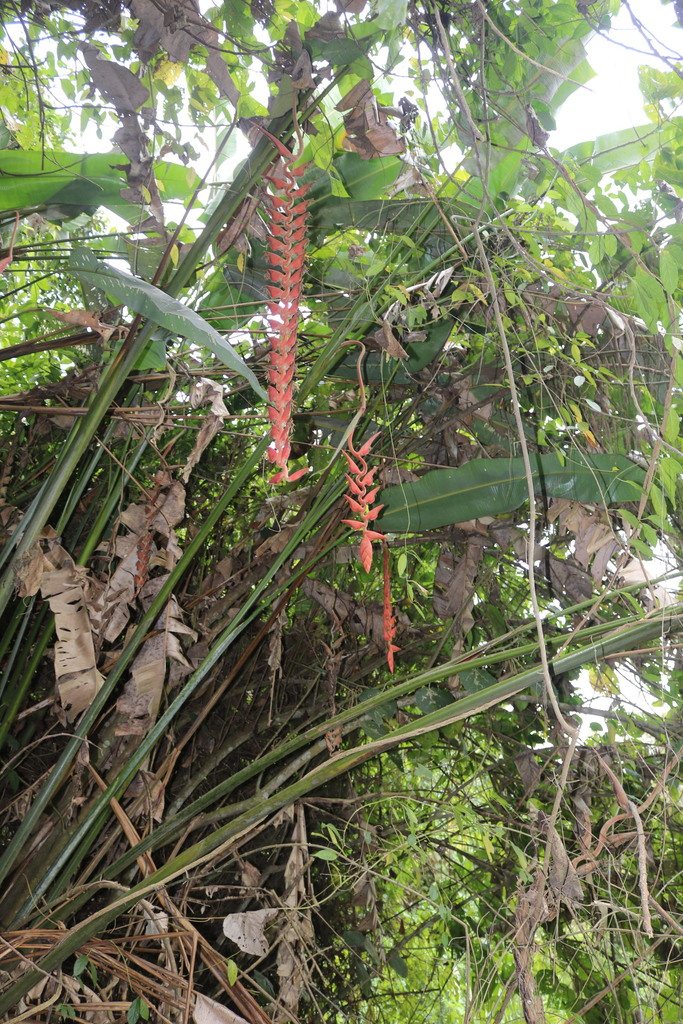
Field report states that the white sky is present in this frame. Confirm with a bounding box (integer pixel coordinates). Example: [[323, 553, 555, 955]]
[[553, 0, 683, 149]]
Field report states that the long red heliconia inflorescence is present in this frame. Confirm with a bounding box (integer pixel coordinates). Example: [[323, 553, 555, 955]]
[[257, 127, 310, 484]]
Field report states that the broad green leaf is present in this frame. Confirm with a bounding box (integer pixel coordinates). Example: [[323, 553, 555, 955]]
[[632, 266, 667, 333], [0, 150, 198, 220], [414, 687, 454, 713], [387, 951, 409, 978], [373, 0, 407, 30], [314, 848, 338, 861], [664, 409, 680, 445], [660, 247, 679, 294], [332, 153, 403, 200], [380, 453, 645, 533], [459, 668, 498, 693], [68, 248, 266, 399], [566, 124, 670, 186]]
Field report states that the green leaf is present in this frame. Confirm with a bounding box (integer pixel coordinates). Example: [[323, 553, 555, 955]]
[[127, 997, 149, 1024], [414, 687, 454, 713], [332, 152, 403, 200], [226, 958, 239, 986], [314, 848, 338, 861], [373, 0, 408, 30], [660, 247, 679, 294], [387, 951, 409, 977], [459, 668, 498, 693], [566, 125, 670, 186], [632, 266, 667, 332], [0, 150, 197, 221], [68, 248, 266, 399], [380, 453, 645, 533], [664, 409, 680, 445]]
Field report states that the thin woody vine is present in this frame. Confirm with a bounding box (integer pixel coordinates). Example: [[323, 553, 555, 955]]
[[260, 127, 399, 672]]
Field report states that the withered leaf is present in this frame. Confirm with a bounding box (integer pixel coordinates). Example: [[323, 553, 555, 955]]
[[40, 553, 104, 721], [81, 44, 150, 112], [374, 320, 408, 360], [305, 11, 345, 42], [547, 825, 584, 902], [432, 537, 486, 623], [46, 308, 115, 342], [336, 79, 406, 159], [129, 0, 239, 104], [291, 50, 315, 89], [195, 993, 250, 1024], [222, 909, 279, 956]]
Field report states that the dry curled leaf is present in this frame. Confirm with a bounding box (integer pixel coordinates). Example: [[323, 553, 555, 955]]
[[195, 993, 250, 1024], [222, 909, 279, 956]]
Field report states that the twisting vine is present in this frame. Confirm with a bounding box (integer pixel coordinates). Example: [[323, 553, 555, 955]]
[[341, 343, 399, 672], [258, 127, 310, 484]]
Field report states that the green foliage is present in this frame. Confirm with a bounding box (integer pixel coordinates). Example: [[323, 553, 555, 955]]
[[1, 1, 683, 1023]]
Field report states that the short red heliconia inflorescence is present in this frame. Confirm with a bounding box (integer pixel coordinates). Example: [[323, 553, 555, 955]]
[[341, 429, 399, 673]]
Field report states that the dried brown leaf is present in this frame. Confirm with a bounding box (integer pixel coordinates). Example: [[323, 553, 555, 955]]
[[275, 805, 315, 1021], [195, 993, 250, 1024], [290, 50, 315, 89], [46, 307, 115, 342], [547, 825, 584, 902], [222, 909, 279, 956], [432, 536, 486, 623], [81, 44, 150, 112], [14, 546, 45, 597], [305, 11, 345, 42], [336, 78, 404, 159], [373, 320, 408, 359], [325, 727, 342, 753], [181, 379, 229, 482], [515, 750, 542, 794], [40, 557, 104, 721]]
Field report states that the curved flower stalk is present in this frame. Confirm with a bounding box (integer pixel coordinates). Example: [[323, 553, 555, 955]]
[[257, 126, 310, 484], [383, 542, 400, 673]]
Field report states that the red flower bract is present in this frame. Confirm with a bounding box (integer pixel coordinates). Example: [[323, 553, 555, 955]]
[[257, 127, 310, 485], [342, 431, 384, 574]]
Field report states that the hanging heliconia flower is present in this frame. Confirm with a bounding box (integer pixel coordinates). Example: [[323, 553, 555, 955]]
[[339, 343, 399, 672], [257, 127, 310, 484], [341, 431, 385, 573]]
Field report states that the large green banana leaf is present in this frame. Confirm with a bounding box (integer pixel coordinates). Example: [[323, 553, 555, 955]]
[[380, 452, 645, 532], [0, 150, 198, 221], [68, 248, 266, 398]]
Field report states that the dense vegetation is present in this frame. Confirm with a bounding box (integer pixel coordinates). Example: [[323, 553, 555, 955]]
[[2, 0, 683, 1020]]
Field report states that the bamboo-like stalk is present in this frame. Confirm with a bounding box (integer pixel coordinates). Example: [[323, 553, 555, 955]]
[[1, 606, 681, 1011], [0, 122, 293, 618], [0, 441, 347, 925]]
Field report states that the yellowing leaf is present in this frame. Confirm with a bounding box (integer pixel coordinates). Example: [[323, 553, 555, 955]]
[[569, 401, 583, 424], [469, 284, 487, 303], [154, 59, 183, 86]]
